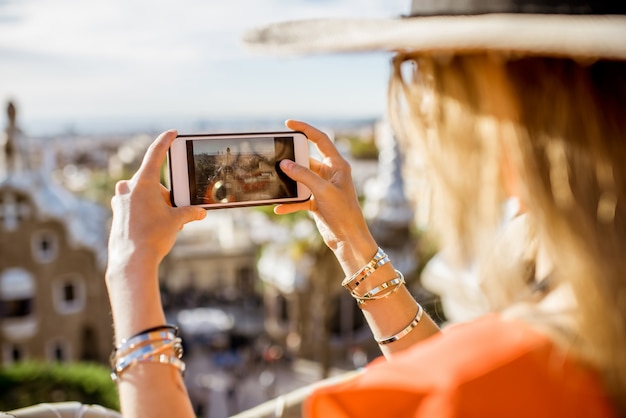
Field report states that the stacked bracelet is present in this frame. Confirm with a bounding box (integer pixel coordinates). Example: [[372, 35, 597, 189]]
[[342, 247, 424, 346], [110, 324, 185, 381], [342, 247, 390, 292], [112, 329, 178, 359], [343, 248, 406, 307], [352, 271, 406, 306], [124, 324, 179, 342], [138, 353, 187, 371], [375, 304, 424, 345]]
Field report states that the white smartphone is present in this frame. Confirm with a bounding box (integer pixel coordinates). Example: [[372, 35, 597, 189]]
[[168, 131, 311, 209]]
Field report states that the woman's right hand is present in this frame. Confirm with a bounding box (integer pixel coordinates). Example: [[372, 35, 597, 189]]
[[275, 120, 379, 275], [106, 130, 206, 343]]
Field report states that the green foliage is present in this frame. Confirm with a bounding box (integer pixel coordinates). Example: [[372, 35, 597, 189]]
[[0, 362, 119, 412], [80, 169, 122, 208], [341, 134, 379, 160]]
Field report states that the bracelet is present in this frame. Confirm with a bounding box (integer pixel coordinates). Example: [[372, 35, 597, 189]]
[[138, 354, 186, 376], [113, 329, 178, 357], [111, 340, 184, 381], [111, 338, 183, 380], [353, 271, 405, 306], [117, 338, 183, 366], [119, 324, 179, 348], [342, 247, 389, 292], [110, 324, 185, 381], [375, 304, 424, 345]]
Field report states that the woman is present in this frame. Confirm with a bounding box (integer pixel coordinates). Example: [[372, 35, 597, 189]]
[[106, 1, 626, 416]]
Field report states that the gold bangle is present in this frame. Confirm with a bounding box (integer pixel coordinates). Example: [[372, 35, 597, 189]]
[[375, 304, 423, 345], [342, 247, 389, 292], [352, 270, 405, 306]]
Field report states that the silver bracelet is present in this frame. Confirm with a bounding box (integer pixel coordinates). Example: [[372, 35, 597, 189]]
[[138, 353, 187, 376], [342, 247, 389, 292], [353, 270, 405, 306], [112, 338, 183, 379], [375, 304, 424, 345], [114, 329, 178, 354]]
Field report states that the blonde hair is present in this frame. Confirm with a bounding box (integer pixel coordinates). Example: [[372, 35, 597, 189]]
[[389, 53, 626, 413]]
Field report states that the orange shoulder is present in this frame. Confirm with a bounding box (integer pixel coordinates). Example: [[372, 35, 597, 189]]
[[305, 315, 616, 418]]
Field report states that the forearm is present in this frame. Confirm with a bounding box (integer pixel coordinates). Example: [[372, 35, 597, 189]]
[[106, 254, 167, 342], [336, 244, 441, 357], [114, 363, 194, 418], [360, 268, 440, 357], [105, 257, 195, 418]]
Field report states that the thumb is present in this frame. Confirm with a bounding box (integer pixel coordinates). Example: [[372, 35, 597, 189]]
[[176, 206, 207, 226], [279, 159, 325, 192]]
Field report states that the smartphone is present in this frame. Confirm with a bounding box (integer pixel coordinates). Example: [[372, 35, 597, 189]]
[[168, 131, 311, 209]]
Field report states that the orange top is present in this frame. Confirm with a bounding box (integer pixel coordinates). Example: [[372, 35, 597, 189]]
[[305, 314, 616, 418]]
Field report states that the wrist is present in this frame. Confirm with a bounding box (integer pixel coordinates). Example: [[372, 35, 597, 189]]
[[333, 235, 380, 277], [108, 288, 167, 346], [106, 249, 160, 282], [105, 253, 166, 345]]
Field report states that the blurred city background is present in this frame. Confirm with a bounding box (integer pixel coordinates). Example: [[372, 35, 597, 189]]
[[0, 1, 450, 417]]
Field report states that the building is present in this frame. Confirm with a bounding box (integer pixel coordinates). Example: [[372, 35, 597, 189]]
[[160, 208, 265, 341], [0, 101, 112, 365]]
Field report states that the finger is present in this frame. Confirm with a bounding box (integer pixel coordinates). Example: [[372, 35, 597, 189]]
[[110, 195, 119, 210], [279, 159, 328, 194], [274, 200, 312, 215], [285, 120, 343, 160], [137, 130, 178, 180], [175, 206, 207, 226], [308, 157, 323, 173], [159, 184, 173, 206], [115, 180, 131, 195]]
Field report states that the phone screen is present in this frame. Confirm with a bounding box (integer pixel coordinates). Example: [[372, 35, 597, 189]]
[[185, 136, 298, 205]]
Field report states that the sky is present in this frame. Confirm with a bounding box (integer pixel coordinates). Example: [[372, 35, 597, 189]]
[[0, 0, 409, 135]]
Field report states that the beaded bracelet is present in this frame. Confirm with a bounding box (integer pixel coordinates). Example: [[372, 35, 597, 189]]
[[375, 303, 424, 345], [353, 271, 405, 306], [342, 247, 389, 292]]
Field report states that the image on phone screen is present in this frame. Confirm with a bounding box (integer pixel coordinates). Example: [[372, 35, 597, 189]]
[[186, 136, 297, 205]]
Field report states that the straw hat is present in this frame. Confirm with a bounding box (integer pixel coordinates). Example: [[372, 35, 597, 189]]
[[244, 0, 626, 60]]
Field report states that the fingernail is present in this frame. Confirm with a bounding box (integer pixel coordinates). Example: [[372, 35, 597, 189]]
[[280, 159, 294, 171]]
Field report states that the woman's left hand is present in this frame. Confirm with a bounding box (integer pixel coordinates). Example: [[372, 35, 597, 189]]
[[274, 120, 378, 275]]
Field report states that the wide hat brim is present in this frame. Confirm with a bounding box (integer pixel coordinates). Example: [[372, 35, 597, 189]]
[[244, 14, 626, 61]]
